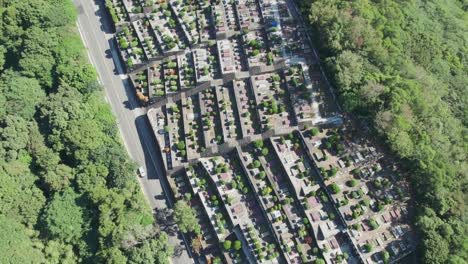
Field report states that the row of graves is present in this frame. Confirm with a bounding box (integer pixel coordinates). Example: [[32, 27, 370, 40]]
[[106, 0, 415, 263], [147, 106, 416, 264], [107, 0, 313, 105]]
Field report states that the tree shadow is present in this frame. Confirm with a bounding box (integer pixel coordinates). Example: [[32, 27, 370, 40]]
[[122, 100, 133, 110], [154, 207, 178, 236], [93, 0, 115, 34]]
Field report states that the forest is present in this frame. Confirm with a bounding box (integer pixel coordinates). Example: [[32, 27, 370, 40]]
[[0, 0, 173, 263], [298, 0, 467, 263]]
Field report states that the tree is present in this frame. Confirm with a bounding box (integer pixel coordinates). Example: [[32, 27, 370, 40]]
[[44, 240, 78, 264], [251, 160, 261, 168], [173, 200, 200, 234], [261, 148, 269, 156], [0, 1, 171, 262], [315, 259, 325, 264], [347, 179, 358, 187], [233, 240, 242, 250], [43, 164, 75, 192], [223, 240, 232, 250], [128, 233, 173, 264], [0, 161, 46, 228], [310, 127, 319, 136], [258, 171, 266, 179], [382, 250, 390, 264], [192, 235, 202, 255], [0, 72, 45, 120], [18, 27, 57, 87], [329, 183, 341, 194], [254, 140, 263, 149], [0, 116, 31, 161], [363, 243, 373, 253], [41, 188, 86, 243], [305, 1, 468, 261], [0, 215, 44, 263], [328, 51, 364, 92]]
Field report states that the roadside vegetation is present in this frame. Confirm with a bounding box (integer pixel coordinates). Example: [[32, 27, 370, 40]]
[[299, 0, 467, 263], [0, 1, 172, 263]]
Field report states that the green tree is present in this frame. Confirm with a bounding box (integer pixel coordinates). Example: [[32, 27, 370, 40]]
[[173, 200, 200, 234], [223, 240, 232, 250], [0, 160, 46, 228], [41, 188, 86, 243], [233, 240, 242, 250], [18, 27, 57, 87], [0, 72, 45, 120], [0, 215, 44, 263], [44, 240, 78, 264], [329, 183, 341, 194], [128, 233, 173, 264]]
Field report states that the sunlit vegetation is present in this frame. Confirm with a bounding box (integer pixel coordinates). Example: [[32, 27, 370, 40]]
[[299, 1, 467, 262], [0, 1, 172, 263]]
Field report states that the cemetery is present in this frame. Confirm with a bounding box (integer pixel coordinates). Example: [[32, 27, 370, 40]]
[[106, 0, 416, 263]]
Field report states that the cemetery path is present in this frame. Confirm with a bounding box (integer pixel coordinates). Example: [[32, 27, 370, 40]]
[[74, 0, 194, 263]]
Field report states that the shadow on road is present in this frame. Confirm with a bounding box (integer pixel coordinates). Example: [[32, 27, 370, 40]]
[[122, 100, 133, 110], [93, 0, 115, 34], [107, 39, 122, 76], [104, 48, 112, 59], [135, 115, 162, 180]]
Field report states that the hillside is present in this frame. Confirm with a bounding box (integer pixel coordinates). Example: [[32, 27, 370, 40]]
[[0, 1, 172, 263], [298, 0, 467, 263]]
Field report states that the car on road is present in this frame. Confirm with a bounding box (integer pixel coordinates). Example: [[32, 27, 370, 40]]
[[138, 166, 146, 178]]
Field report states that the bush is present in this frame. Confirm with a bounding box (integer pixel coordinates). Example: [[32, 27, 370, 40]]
[[233, 240, 242, 250], [177, 141, 186, 150], [252, 160, 261, 168], [230, 181, 237, 189], [254, 140, 263, 149], [223, 240, 232, 250], [363, 243, 373, 253], [329, 183, 341, 194], [258, 171, 266, 179], [311, 127, 319, 136], [368, 219, 379, 230], [347, 179, 358, 187]]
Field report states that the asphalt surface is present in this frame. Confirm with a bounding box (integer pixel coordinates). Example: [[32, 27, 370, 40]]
[[73, 0, 193, 263]]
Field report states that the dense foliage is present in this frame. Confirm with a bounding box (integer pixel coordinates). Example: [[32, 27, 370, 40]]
[[299, 0, 467, 263], [0, 0, 172, 263]]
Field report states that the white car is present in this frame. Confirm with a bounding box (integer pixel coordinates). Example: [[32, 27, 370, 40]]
[[138, 166, 146, 178]]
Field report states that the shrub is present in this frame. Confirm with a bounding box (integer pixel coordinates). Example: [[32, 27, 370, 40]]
[[329, 183, 341, 194], [254, 140, 263, 149], [233, 240, 242, 250], [258, 171, 266, 179], [363, 243, 373, 252], [347, 179, 358, 187], [369, 219, 379, 230], [230, 181, 237, 189], [177, 141, 186, 150], [252, 160, 261, 168]]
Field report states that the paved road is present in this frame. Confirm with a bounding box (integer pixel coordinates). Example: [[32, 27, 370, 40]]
[[73, 0, 193, 263]]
